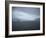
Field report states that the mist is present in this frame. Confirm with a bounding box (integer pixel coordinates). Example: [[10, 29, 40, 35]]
[[12, 7, 40, 22], [12, 7, 40, 31]]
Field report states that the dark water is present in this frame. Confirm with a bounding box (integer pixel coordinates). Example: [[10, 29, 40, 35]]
[[12, 19, 40, 31]]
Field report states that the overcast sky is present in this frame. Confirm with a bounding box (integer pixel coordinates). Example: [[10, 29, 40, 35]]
[[12, 7, 40, 22]]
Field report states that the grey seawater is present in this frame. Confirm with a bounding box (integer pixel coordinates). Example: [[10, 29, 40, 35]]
[[12, 18, 40, 31]]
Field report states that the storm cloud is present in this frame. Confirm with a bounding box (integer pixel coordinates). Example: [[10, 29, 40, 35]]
[[12, 7, 40, 22]]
